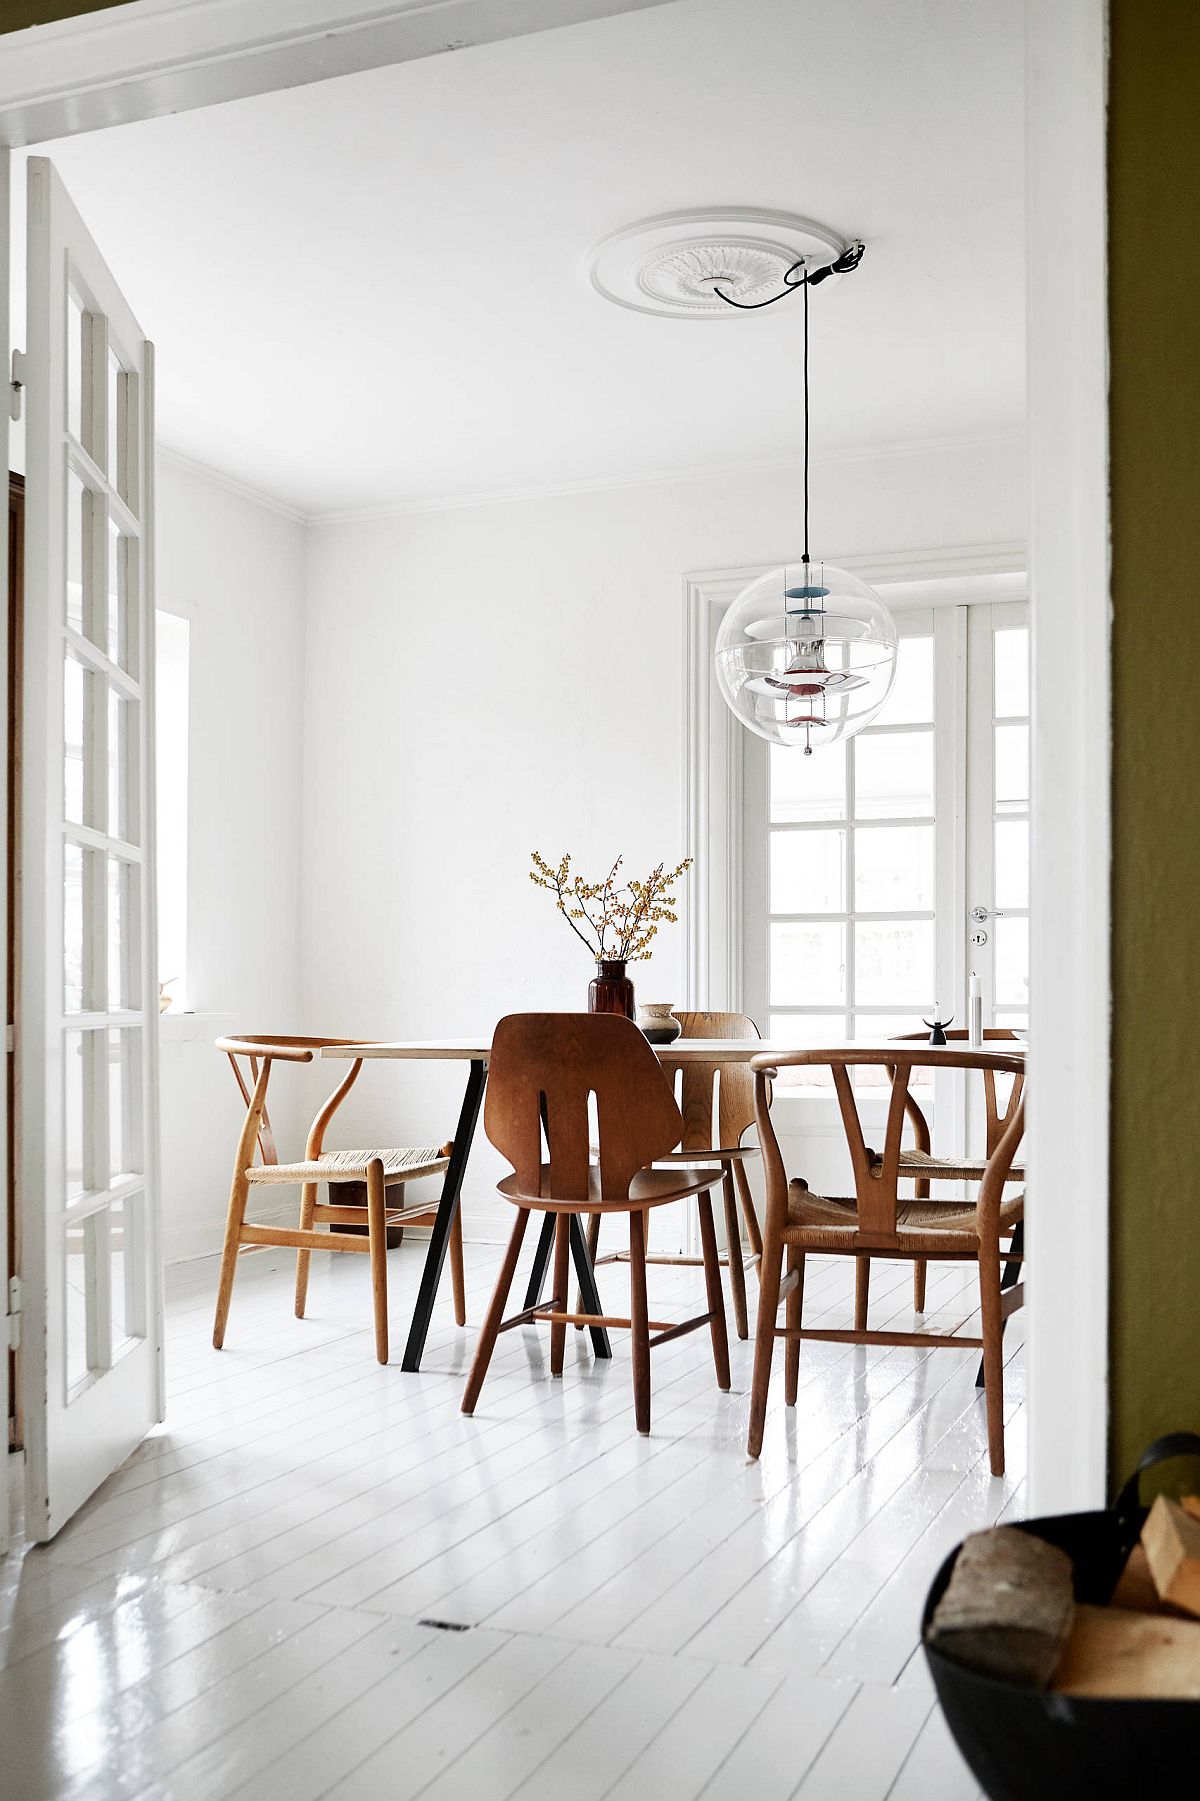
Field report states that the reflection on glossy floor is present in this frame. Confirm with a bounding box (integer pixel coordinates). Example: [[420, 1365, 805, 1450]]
[[1, 1240, 1024, 1799]]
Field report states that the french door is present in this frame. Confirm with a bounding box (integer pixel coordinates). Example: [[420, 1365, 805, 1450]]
[[742, 597, 1030, 1066], [21, 157, 163, 1540]]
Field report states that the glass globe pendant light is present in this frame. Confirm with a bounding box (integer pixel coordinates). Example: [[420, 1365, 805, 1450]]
[[713, 263, 898, 753]]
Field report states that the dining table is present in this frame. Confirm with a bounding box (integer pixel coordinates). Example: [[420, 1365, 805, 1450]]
[[321, 1034, 1026, 1372]]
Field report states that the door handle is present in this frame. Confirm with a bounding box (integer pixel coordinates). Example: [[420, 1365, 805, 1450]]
[[969, 905, 1006, 923]]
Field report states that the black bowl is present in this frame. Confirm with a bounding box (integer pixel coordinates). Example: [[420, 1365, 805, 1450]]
[[922, 1433, 1200, 1800]]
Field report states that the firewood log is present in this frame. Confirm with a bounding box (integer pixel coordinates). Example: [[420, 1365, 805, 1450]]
[[926, 1527, 1075, 1687]]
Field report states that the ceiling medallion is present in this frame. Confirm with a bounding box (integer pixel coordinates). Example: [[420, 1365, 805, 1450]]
[[586, 208, 851, 319]]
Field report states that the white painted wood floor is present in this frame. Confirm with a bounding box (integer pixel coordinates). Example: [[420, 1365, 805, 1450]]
[[1, 1236, 1025, 1800]]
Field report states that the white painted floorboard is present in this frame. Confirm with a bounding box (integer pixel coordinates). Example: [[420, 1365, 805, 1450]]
[[1, 1237, 1019, 1798]]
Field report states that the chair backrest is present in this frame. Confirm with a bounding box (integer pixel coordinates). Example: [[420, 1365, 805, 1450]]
[[889, 1030, 1024, 1155], [659, 1010, 760, 1153], [751, 1047, 1026, 1241], [218, 1034, 365, 1169], [485, 1013, 684, 1204]]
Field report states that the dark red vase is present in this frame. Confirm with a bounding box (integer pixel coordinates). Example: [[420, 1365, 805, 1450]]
[[588, 959, 635, 1020]]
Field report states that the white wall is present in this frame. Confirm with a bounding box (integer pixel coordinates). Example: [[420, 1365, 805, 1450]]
[[155, 454, 309, 1263], [299, 436, 1027, 1235]]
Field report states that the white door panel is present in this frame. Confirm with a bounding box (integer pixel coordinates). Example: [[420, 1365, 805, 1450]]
[[22, 156, 162, 1541]]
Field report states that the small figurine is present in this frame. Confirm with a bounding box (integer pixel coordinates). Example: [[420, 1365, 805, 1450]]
[[922, 1013, 954, 1047]]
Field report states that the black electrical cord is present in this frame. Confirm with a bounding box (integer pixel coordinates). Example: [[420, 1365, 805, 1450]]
[[712, 240, 865, 562], [711, 239, 865, 311], [802, 269, 809, 562]]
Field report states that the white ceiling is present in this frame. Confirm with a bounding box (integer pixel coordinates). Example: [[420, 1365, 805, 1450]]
[[25, 0, 1025, 516]]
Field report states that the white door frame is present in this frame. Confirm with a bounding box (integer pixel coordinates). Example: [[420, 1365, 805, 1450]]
[[1025, 0, 1111, 1514], [0, 0, 1110, 1522]]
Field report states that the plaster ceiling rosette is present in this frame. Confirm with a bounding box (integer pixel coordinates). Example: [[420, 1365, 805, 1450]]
[[585, 208, 853, 319]]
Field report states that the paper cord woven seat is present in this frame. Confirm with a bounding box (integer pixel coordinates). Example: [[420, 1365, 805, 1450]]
[[246, 1146, 448, 1185]]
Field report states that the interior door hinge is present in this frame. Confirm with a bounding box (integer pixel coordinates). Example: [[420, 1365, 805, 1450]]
[[9, 348, 26, 422], [7, 1276, 21, 1352]]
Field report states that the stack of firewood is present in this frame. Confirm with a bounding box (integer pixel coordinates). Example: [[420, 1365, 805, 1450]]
[[927, 1500, 1200, 1697]]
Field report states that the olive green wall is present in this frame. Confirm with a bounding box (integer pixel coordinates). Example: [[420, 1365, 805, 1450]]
[[1109, 0, 1200, 1482], [0, 0, 121, 29]]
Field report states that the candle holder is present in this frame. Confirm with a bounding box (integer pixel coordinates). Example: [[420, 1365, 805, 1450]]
[[922, 1014, 955, 1047]]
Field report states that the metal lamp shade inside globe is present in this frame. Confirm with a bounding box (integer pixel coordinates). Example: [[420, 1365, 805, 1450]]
[[715, 561, 898, 750]]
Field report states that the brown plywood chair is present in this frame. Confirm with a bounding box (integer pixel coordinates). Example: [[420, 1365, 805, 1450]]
[[213, 1035, 463, 1364], [586, 1009, 764, 1340], [747, 1046, 1025, 1476], [462, 1013, 730, 1435]]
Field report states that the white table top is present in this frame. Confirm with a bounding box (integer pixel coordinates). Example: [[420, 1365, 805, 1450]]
[[321, 1036, 1026, 1066]]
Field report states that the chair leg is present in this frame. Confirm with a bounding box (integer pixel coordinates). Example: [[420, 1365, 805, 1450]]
[[978, 1237, 1006, 1476], [721, 1168, 749, 1341], [855, 1256, 871, 1332], [366, 1159, 389, 1366], [733, 1160, 763, 1266], [976, 1219, 1024, 1388], [629, 1209, 652, 1436], [294, 1181, 319, 1319], [696, 1189, 731, 1391], [913, 1258, 927, 1313], [450, 1205, 467, 1328], [748, 1230, 784, 1459], [574, 1213, 601, 1326], [785, 1246, 804, 1406], [550, 1212, 571, 1377], [463, 1207, 530, 1415], [212, 1169, 251, 1349]]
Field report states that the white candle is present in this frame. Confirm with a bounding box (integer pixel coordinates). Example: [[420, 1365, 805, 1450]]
[[970, 972, 982, 1000]]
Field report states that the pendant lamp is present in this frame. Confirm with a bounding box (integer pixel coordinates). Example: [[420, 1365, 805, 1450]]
[[713, 255, 898, 753]]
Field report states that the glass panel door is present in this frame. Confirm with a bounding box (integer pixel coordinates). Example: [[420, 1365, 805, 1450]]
[[967, 603, 1031, 1035], [747, 611, 950, 1083], [22, 157, 162, 1541]]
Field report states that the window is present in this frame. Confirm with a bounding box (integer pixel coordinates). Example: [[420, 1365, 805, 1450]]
[[155, 611, 189, 1010]]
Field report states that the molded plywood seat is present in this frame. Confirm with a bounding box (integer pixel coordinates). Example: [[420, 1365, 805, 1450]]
[[212, 1035, 465, 1364], [463, 1013, 730, 1436]]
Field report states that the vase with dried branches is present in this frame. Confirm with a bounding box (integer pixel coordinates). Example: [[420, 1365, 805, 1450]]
[[529, 851, 692, 1019]]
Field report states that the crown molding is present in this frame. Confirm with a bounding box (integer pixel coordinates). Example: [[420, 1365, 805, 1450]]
[[156, 444, 308, 524], [156, 426, 1027, 531], [310, 429, 1027, 527]]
